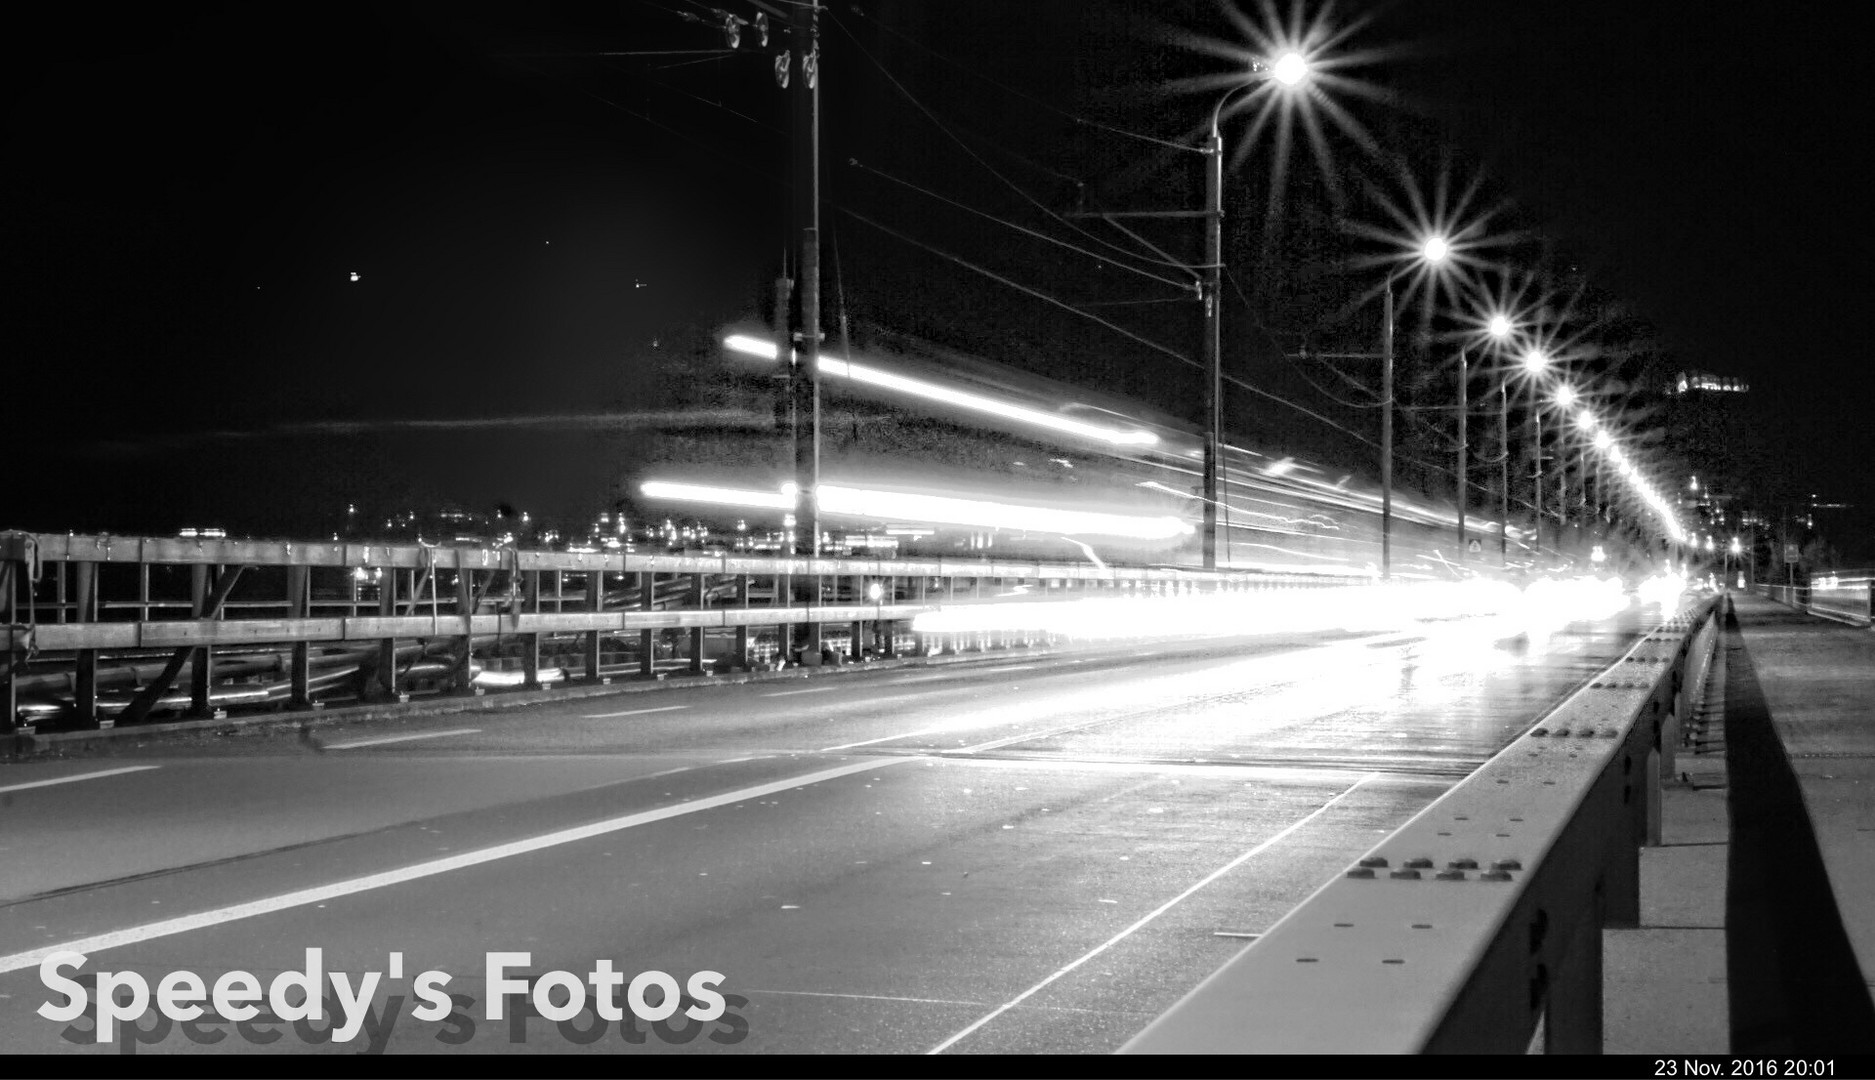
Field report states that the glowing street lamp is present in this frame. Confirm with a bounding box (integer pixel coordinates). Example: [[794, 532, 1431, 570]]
[[1520, 348, 1553, 556], [1198, 50, 1313, 569], [1376, 234, 1450, 579], [1483, 311, 1517, 566]]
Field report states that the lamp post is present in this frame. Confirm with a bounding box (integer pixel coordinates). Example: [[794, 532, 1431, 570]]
[[1456, 342, 1470, 566], [1553, 384, 1579, 550], [1377, 236, 1451, 580], [1521, 348, 1551, 562], [1571, 403, 1596, 545], [1593, 428, 1614, 535], [1486, 313, 1514, 567], [1200, 51, 1309, 570]]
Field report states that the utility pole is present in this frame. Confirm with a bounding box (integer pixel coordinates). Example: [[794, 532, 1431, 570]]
[[1201, 126, 1223, 570], [788, 0, 823, 665], [789, 0, 822, 560], [1498, 381, 1510, 566], [1456, 346, 1468, 566], [1529, 389, 1544, 564], [1380, 279, 1394, 580]]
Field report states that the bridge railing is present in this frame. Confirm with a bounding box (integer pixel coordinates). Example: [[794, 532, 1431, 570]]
[[1765, 573, 1874, 626], [1, 530, 1362, 738], [1122, 593, 1722, 1055]]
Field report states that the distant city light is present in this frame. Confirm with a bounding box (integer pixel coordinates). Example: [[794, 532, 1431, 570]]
[[722, 334, 1159, 448], [349, 271, 360, 282]]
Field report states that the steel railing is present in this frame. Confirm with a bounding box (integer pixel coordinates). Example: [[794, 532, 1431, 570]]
[[2, 530, 1362, 739], [1764, 573, 1874, 626]]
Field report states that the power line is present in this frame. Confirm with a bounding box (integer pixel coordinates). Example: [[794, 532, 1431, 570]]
[[848, 158, 1195, 294], [827, 12, 1200, 275], [838, 206, 1193, 370], [846, 6, 1201, 155]]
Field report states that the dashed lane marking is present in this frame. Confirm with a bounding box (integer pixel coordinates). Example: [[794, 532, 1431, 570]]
[[582, 705, 690, 719], [322, 728, 480, 750], [0, 756, 909, 976], [0, 766, 160, 795]]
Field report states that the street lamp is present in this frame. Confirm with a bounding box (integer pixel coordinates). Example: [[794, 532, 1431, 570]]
[[1550, 385, 1580, 552], [1572, 405, 1597, 536], [1483, 312, 1515, 566], [1593, 428, 1614, 531], [1521, 348, 1551, 559], [1200, 51, 1312, 569], [1379, 234, 1451, 579]]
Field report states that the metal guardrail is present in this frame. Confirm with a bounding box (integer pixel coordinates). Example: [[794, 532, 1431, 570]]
[[2, 530, 1360, 739], [1122, 593, 1723, 1055], [1765, 573, 1875, 626]]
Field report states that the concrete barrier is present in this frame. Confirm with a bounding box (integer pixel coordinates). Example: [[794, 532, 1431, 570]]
[[1122, 595, 1721, 1055]]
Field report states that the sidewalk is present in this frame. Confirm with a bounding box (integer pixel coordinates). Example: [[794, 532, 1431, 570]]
[[1606, 592, 1875, 1055]]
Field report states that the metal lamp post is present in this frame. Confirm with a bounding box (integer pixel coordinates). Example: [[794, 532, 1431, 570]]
[[1553, 384, 1580, 549], [1485, 313, 1515, 567], [1520, 348, 1552, 562], [1200, 52, 1310, 569], [1379, 235, 1452, 580]]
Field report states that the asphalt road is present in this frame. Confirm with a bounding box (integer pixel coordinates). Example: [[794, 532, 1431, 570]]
[[0, 604, 1669, 1055]]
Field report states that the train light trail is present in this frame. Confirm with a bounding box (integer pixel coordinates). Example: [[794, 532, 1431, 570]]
[[722, 334, 1160, 447]]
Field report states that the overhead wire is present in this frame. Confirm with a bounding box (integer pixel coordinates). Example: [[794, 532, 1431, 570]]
[[846, 7, 1201, 155], [848, 159, 1195, 294], [827, 12, 1204, 274]]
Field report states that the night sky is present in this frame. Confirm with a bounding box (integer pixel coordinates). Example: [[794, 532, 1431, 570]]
[[7, 3, 1871, 557]]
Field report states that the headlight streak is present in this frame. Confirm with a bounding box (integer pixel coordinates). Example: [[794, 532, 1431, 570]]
[[724, 334, 1158, 448], [910, 577, 1606, 640], [640, 479, 1192, 541]]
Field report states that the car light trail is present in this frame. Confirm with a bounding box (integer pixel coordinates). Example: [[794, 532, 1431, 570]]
[[724, 334, 1159, 447], [640, 478, 1192, 540]]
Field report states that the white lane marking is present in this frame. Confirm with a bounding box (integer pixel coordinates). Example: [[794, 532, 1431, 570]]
[[583, 705, 689, 719], [761, 687, 841, 697], [322, 729, 480, 751], [883, 664, 1039, 686], [0, 766, 160, 795], [0, 756, 910, 977], [820, 723, 955, 753], [927, 772, 1380, 1055], [746, 989, 987, 1007]]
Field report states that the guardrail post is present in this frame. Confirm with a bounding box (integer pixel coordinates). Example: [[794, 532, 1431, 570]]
[[188, 564, 215, 717], [638, 569, 656, 680], [849, 574, 865, 662], [287, 564, 310, 707], [377, 564, 399, 699], [688, 573, 706, 675], [733, 573, 751, 670], [73, 561, 99, 728], [584, 568, 605, 683], [3, 559, 18, 741], [521, 570, 542, 690], [451, 565, 475, 695]]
